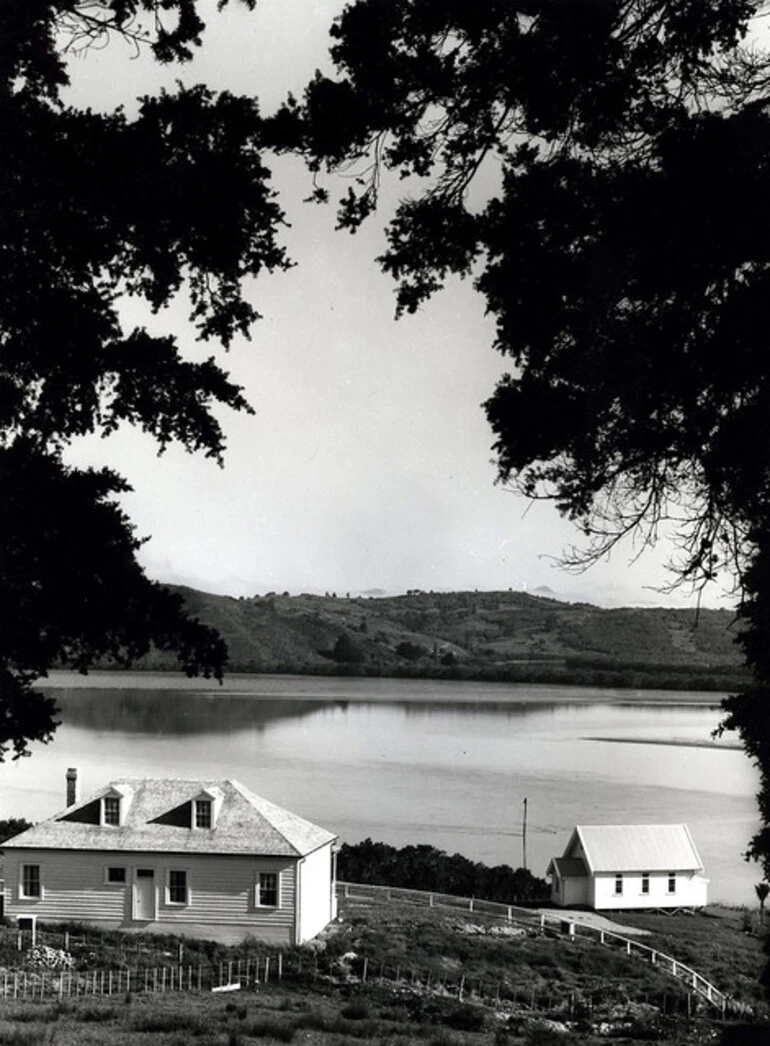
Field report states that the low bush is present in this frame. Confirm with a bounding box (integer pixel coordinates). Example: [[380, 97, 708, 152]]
[[442, 1003, 486, 1032], [131, 1010, 205, 1034], [340, 998, 371, 1020], [245, 1017, 296, 1042], [0, 1028, 46, 1046], [76, 1005, 119, 1023]]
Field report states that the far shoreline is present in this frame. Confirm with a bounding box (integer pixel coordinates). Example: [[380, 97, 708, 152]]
[[37, 668, 727, 706]]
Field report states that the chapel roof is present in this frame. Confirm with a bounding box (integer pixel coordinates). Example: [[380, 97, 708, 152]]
[[570, 824, 703, 873]]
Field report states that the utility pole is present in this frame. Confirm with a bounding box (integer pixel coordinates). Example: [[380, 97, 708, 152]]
[[522, 797, 528, 871]]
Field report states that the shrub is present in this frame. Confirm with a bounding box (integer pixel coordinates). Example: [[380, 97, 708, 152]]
[[340, 999, 371, 1020], [131, 1012, 204, 1034], [524, 1023, 569, 1046], [77, 1005, 119, 1022], [246, 1016, 296, 1042], [443, 1004, 486, 1032], [0, 1029, 46, 1046]]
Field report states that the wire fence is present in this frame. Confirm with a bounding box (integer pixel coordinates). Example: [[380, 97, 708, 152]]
[[336, 880, 747, 1016], [0, 881, 754, 1020]]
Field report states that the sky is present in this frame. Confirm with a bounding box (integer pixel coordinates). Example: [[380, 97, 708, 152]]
[[59, 0, 736, 609]]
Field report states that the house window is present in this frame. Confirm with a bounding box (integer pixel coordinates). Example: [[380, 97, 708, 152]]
[[641, 873, 650, 895], [257, 871, 279, 908], [668, 871, 676, 894], [614, 873, 623, 895], [103, 796, 120, 826], [21, 865, 41, 899], [167, 870, 189, 905], [195, 799, 212, 828], [106, 867, 126, 884]]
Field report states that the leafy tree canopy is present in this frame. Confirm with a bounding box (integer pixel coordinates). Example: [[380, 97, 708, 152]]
[[275, 0, 770, 871], [1, 0, 288, 758], [337, 838, 547, 902], [0, 818, 34, 845]]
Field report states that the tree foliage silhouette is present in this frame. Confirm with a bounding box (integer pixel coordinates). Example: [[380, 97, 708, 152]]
[[0, 1, 288, 758], [277, 0, 770, 872]]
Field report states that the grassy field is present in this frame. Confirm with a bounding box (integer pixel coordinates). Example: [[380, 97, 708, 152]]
[[0, 896, 767, 1045]]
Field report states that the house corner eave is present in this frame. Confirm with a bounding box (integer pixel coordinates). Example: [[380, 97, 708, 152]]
[[294, 856, 304, 946]]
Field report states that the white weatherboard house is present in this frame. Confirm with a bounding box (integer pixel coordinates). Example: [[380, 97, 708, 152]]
[[1, 774, 338, 945], [547, 824, 708, 910]]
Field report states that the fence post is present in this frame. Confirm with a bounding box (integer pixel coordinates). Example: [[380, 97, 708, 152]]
[[459, 974, 465, 1001], [278, 952, 283, 981], [469, 897, 474, 912], [362, 957, 368, 983], [265, 957, 270, 984], [429, 894, 434, 908]]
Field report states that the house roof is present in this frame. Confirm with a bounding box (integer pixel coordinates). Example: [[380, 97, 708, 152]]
[[572, 824, 703, 873], [1, 779, 336, 858]]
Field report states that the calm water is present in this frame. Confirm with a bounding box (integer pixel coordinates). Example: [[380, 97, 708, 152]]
[[0, 673, 759, 905]]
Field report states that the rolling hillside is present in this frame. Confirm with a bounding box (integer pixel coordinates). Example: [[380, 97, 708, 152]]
[[132, 587, 746, 690]]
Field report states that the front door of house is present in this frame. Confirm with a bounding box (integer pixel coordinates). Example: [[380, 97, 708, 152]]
[[133, 868, 155, 921]]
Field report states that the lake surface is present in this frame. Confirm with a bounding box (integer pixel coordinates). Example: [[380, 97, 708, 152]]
[[0, 672, 760, 905]]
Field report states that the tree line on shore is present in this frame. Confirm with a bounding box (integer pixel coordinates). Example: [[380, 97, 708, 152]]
[[337, 839, 548, 904]]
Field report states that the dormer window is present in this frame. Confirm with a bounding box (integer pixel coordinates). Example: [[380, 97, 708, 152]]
[[195, 799, 212, 829], [99, 784, 132, 827], [103, 796, 120, 826], [190, 788, 222, 829]]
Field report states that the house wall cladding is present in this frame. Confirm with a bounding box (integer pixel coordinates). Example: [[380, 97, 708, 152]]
[[298, 844, 335, 943], [4, 849, 297, 945]]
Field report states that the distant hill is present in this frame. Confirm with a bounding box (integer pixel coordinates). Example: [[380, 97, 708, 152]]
[[129, 587, 746, 691]]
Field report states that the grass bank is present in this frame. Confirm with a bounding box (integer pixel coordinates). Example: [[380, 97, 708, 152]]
[[0, 895, 767, 1044]]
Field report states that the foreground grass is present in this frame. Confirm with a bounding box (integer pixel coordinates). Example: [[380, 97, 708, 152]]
[[0, 897, 767, 1045], [618, 906, 769, 1009]]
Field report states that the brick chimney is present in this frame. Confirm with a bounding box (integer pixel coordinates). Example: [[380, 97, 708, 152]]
[[66, 767, 79, 807]]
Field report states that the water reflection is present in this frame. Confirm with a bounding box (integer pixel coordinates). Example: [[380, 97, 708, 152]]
[[6, 675, 759, 905], [50, 689, 610, 736], [52, 689, 338, 736]]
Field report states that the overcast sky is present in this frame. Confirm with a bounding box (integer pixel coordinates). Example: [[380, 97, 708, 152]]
[[59, 0, 735, 609]]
